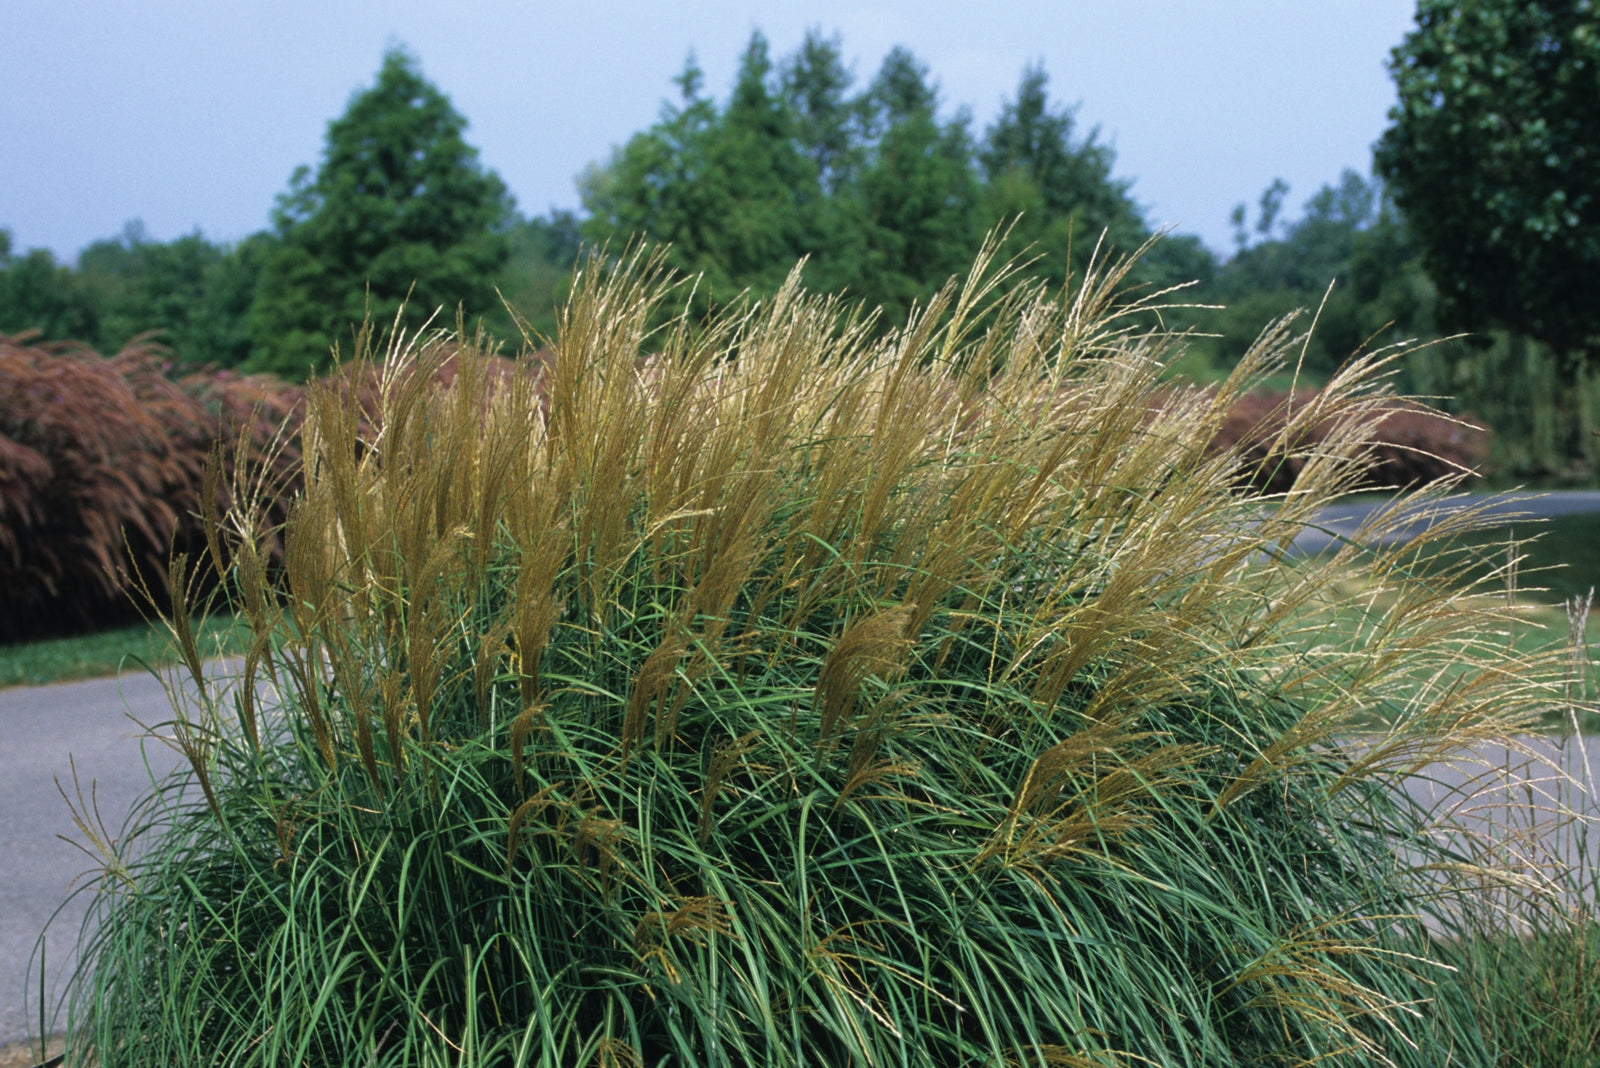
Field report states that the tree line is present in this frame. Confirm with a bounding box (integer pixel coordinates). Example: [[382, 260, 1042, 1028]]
[[4, 3, 1597, 477]]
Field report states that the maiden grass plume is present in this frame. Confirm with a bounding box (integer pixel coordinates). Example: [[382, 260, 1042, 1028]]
[[61, 243, 1565, 1065]]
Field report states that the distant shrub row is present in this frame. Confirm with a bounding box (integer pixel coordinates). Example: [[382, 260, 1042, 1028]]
[[1216, 385, 1489, 494], [0, 331, 1487, 644], [0, 332, 302, 642]]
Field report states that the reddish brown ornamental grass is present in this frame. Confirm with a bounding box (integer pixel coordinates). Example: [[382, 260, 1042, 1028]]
[[0, 332, 301, 641]]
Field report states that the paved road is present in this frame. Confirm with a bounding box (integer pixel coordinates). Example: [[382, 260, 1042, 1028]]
[[0, 669, 186, 1045], [1287, 488, 1600, 556], [1403, 736, 1600, 907], [2, 490, 1598, 1045]]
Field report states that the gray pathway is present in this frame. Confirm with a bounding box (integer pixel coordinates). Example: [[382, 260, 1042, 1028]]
[[0, 669, 185, 1044], [1401, 736, 1600, 909], [1286, 488, 1600, 555]]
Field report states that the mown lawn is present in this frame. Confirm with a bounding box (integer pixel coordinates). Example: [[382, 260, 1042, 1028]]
[[0, 613, 247, 690], [1295, 509, 1600, 731], [1419, 509, 1600, 653]]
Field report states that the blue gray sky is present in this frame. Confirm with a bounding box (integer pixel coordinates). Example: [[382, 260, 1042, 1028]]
[[2, 1, 1416, 263]]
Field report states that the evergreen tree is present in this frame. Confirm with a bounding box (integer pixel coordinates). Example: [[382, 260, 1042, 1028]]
[[579, 32, 1188, 329], [776, 31, 870, 296], [247, 47, 512, 377], [846, 48, 980, 322], [583, 35, 817, 303], [579, 55, 720, 279], [707, 34, 816, 291], [781, 31, 862, 196], [978, 65, 1149, 284]]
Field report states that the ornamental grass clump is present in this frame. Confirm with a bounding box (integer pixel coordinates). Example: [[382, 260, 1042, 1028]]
[[62, 243, 1559, 1066], [0, 332, 302, 640]]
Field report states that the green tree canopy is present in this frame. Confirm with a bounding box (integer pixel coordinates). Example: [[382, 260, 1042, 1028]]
[[1198, 171, 1439, 380], [1374, 0, 1600, 359], [976, 64, 1212, 299], [0, 225, 262, 362], [582, 36, 820, 305], [843, 47, 982, 321], [781, 30, 862, 197], [75, 221, 265, 366], [247, 46, 513, 377], [581, 31, 1169, 328], [0, 230, 100, 342], [978, 64, 1143, 257], [483, 209, 583, 344]]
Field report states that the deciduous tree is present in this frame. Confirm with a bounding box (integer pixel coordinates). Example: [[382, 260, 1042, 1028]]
[[0, 230, 100, 342], [77, 222, 264, 366], [1374, 0, 1600, 360]]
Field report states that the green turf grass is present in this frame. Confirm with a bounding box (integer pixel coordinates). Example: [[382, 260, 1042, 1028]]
[[0, 613, 246, 690], [1453, 510, 1600, 606]]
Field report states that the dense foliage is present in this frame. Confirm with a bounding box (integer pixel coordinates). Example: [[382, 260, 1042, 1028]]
[[3, 20, 1599, 476], [0, 332, 301, 640], [580, 31, 1210, 325], [0, 225, 267, 368], [58, 247, 1557, 1066], [1375, 0, 1600, 362], [0, 230, 102, 342], [483, 210, 583, 343], [245, 47, 515, 377], [78, 222, 267, 368], [1193, 171, 1438, 381]]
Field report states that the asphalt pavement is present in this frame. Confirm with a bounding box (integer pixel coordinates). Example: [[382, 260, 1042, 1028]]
[[1286, 488, 1600, 555], [0, 669, 186, 1044]]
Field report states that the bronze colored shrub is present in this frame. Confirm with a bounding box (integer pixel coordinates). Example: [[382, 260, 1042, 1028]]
[[0, 332, 301, 641], [1211, 382, 1488, 494]]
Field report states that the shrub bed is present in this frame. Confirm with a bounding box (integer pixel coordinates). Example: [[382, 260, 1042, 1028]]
[[1212, 384, 1489, 494], [0, 332, 302, 641], [54, 249, 1556, 1066]]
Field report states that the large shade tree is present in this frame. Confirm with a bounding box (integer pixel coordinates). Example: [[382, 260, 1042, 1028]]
[[1374, 0, 1600, 361], [581, 31, 1177, 327], [247, 47, 512, 377], [581, 35, 822, 304]]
